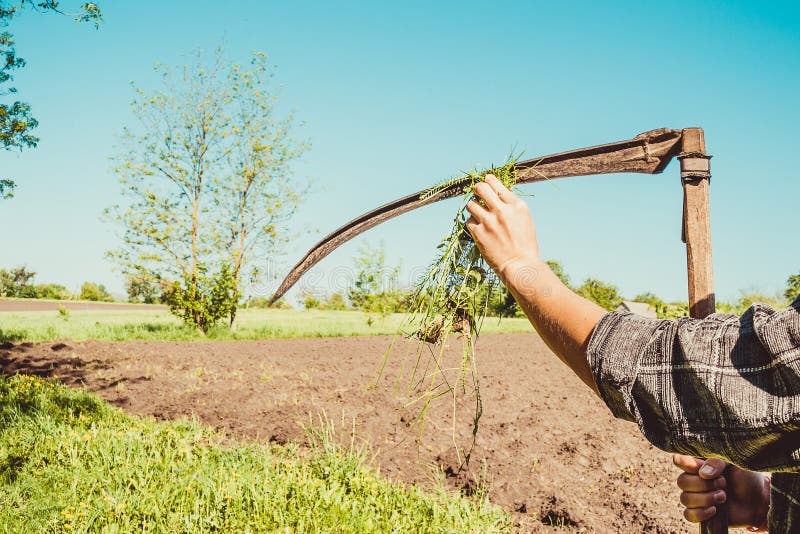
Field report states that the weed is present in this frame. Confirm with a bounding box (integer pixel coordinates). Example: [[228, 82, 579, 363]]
[[380, 159, 521, 468]]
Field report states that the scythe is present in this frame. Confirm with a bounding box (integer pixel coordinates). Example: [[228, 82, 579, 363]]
[[271, 127, 723, 533]]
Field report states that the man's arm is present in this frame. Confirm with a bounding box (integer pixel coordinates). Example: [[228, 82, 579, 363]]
[[468, 174, 800, 531], [466, 174, 606, 393]]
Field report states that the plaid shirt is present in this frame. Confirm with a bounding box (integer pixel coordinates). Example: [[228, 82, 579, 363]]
[[586, 296, 800, 532]]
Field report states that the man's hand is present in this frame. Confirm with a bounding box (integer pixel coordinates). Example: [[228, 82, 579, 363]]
[[673, 454, 770, 528], [465, 174, 541, 282], [466, 174, 606, 392]]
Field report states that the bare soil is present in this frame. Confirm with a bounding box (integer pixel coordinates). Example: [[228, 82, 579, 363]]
[[0, 334, 691, 532]]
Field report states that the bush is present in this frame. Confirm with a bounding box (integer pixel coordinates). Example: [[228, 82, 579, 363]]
[[348, 241, 412, 315], [302, 292, 351, 311], [125, 269, 164, 304], [576, 278, 622, 311], [18, 283, 70, 300], [245, 296, 292, 309], [718, 291, 787, 316], [163, 265, 240, 333], [79, 282, 114, 302], [786, 273, 800, 303], [487, 287, 525, 318]]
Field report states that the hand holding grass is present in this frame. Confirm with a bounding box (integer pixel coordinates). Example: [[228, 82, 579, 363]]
[[466, 174, 605, 393], [465, 174, 541, 281]]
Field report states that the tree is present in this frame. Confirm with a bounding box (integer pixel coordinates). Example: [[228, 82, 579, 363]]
[[106, 49, 305, 332], [1, 1, 101, 199], [348, 241, 409, 316], [576, 277, 623, 311], [786, 272, 800, 303], [0, 265, 34, 296], [79, 281, 113, 302], [217, 52, 307, 326], [125, 267, 163, 304]]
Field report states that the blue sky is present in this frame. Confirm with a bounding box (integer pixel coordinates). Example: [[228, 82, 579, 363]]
[[1, 0, 798, 303]]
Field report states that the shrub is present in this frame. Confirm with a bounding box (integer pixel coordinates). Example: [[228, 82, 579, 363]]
[[79, 282, 114, 302], [0, 266, 35, 297], [576, 278, 622, 311], [163, 265, 240, 333], [246, 296, 292, 309]]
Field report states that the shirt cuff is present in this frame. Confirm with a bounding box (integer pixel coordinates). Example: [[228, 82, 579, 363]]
[[586, 311, 661, 422]]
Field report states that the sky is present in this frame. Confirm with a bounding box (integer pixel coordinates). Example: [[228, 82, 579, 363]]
[[0, 0, 798, 303]]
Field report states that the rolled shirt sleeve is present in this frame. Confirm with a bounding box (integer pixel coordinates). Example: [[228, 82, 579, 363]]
[[586, 297, 800, 531], [587, 297, 800, 472]]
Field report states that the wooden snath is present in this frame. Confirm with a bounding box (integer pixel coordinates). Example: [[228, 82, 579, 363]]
[[679, 130, 725, 533], [271, 128, 726, 532]]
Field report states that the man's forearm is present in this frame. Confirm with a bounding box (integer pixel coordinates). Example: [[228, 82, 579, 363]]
[[501, 259, 606, 394]]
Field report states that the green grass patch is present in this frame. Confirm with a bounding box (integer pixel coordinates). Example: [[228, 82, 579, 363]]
[[0, 308, 533, 343], [0, 374, 510, 532]]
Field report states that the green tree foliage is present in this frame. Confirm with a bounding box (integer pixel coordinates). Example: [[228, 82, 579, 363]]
[[0, 265, 34, 295], [0, 1, 101, 199], [78, 281, 113, 302], [716, 291, 787, 316], [0, 266, 70, 300], [125, 268, 163, 304], [786, 273, 800, 303], [21, 283, 69, 299], [303, 291, 348, 311], [106, 49, 305, 330], [348, 241, 411, 316], [576, 278, 623, 311], [633, 292, 688, 319], [163, 264, 240, 333], [245, 296, 291, 309], [489, 259, 571, 318]]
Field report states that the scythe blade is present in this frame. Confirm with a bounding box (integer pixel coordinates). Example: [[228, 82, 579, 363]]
[[270, 128, 683, 304]]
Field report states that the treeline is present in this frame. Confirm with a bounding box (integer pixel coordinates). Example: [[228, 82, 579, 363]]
[[0, 267, 114, 302], [289, 246, 800, 320]]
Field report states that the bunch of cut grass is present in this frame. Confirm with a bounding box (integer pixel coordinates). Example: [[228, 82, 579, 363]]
[[379, 160, 521, 468]]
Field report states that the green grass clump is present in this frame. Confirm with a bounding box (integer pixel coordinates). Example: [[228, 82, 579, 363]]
[[382, 161, 521, 467], [0, 307, 534, 343], [0, 374, 510, 533]]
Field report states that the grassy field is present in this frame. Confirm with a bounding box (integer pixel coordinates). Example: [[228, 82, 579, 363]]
[[0, 374, 510, 532], [0, 308, 534, 343]]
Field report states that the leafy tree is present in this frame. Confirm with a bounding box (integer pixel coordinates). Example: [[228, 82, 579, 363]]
[[576, 277, 623, 311], [163, 264, 240, 333], [125, 268, 163, 304], [0, 1, 101, 199], [490, 259, 572, 317], [106, 49, 305, 330], [0, 265, 34, 296], [302, 291, 348, 311], [21, 282, 69, 299], [79, 281, 113, 302], [348, 241, 409, 316], [217, 52, 307, 326], [786, 272, 800, 303]]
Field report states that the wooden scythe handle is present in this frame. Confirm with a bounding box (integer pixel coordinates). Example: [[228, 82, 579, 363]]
[[680, 128, 727, 534]]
